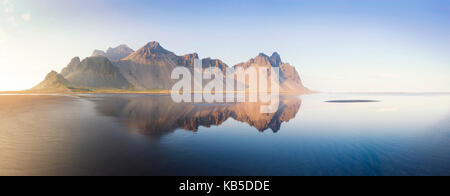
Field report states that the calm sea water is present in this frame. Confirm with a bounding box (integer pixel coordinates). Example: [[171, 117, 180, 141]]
[[0, 93, 449, 176]]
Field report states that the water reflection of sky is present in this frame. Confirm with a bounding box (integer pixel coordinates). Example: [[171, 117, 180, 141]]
[[155, 93, 450, 175], [0, 93, 449, 175]]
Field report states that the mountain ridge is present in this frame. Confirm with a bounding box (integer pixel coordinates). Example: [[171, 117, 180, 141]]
[[92, 44, 135, 61], [32, 41, 312, 93]]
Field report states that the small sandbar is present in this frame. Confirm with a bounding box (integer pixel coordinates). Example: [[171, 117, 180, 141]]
[[325, 100, 380, 103]]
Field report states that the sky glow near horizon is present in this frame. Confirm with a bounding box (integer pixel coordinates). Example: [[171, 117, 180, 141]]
[[0, 0, 449, 92]]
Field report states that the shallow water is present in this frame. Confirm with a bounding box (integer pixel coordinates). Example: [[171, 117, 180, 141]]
[[0, 93, 449, 176]]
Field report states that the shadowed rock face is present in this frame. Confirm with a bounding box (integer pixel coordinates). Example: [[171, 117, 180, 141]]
[[60, 57, 81, 76], [62, 56, 132, 89], [90, 95, 302, 138], [202, 58, 228, 71]]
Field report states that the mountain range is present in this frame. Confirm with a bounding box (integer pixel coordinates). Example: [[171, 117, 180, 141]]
[[32, 41, 311, 93]]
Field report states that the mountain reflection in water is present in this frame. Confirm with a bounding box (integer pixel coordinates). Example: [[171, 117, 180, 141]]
[[89, 95, 302, 137], [1, 94, 449, 175]]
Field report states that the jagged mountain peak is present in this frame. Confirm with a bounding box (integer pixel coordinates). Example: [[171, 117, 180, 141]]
[[182, 53, 199, 59], [248, 52, 283, 67], [270, 52, 282, 66], [92, 44, 135, 61], [258, 52, 269, 57], [32, 70, 71, 92], [202, 57, 228, 70], [138, 41, 172, 55], [177, 53, 200, 68], [122, 41, 176, 65], [245, 52, 272, 67], [82, 55, 112, 64], [109, 44, 132, 49], [107, 44, 134, 54], [60, 55, 132, 89], [46, 70, 59, 78], [70, 56, 81, 64], [144, 41, 161, 48], [92, 50, 106, 57], [61, 57, 82, 76], [231, 51, 311, 92]]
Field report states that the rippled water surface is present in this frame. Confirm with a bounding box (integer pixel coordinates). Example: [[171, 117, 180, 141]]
[[0, 93, 449, 175]]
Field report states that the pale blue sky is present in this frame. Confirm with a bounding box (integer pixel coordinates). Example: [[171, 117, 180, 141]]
[[0, 0, 449, 92]]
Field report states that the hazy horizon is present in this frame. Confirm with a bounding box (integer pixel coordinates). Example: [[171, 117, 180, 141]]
[[1, 0, 449, 92]]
